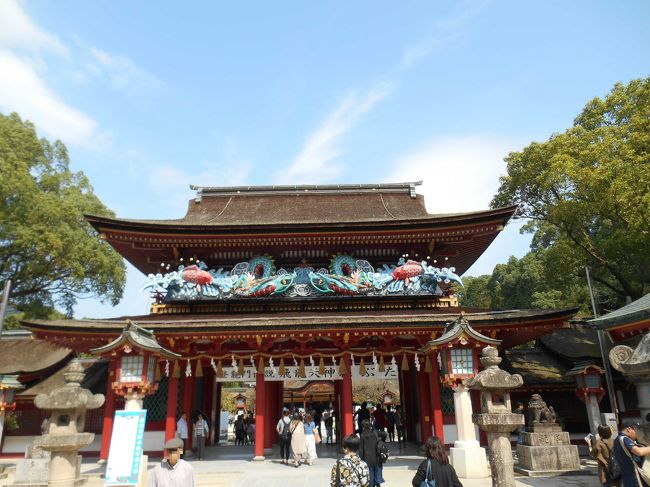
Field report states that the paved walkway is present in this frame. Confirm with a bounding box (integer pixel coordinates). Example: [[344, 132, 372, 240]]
[[1, 443, 601, 487]]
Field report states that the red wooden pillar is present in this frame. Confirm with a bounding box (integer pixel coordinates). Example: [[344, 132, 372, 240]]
[[428, 352, 445, 445], [254, 362, 266, 459], [99, 360, 117, 461], [417, 369, 432, 444], [181, 366, 194, 450], [165, 366, 180, 443], [341, 353, 354, 437]]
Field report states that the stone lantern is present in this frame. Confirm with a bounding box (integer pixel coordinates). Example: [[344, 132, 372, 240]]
[[91, 321, 179, 410], [420, 314, 499, 479], [33, 360, 104, 487], [610, 333, 650, 424], [566, 361, 605, 435], [465, 346, 524, 487]]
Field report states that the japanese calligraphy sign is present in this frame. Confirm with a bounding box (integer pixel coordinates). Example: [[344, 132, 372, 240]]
[[214, 364, 398, 382]]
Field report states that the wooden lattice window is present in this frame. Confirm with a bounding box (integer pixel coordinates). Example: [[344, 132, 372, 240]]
[[144, 376, 168, 422], [441, 387, 455, 415]]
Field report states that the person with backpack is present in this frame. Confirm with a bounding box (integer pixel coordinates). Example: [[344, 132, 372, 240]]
[[412, 436, 463, 487], [330, 434, 370, 487], [359, 420, 380, 487], [587, 424, 615, 486], [374, 430, 389, 486], [276, 408, 292, 465], [612, 420, 650, 487]]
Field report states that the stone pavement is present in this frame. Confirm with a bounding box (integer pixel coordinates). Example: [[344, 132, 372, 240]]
[[1, 443, 601, 487]]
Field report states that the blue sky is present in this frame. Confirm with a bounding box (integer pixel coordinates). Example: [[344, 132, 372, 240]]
[[1, 0, 648, 318]]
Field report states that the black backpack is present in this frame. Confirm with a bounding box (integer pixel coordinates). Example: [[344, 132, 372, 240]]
[[280, 418, 291, 439], [608, 443, 622, 482], [377, 440, 390, 463]]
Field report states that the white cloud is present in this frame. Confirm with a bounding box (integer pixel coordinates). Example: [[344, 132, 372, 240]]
[[0, 49, 101, 147], [385, 134, 522, 214], [278, 84, 391, 184], [399, 0, 488, 70], [79, 46, 163, 96], [0, 0, 68, 56]]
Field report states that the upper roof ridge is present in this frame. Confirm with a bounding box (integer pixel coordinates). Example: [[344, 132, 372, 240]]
[[190, 181, 423, 200]]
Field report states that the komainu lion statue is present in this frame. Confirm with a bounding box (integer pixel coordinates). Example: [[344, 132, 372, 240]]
[[527, 394, 557, 427]]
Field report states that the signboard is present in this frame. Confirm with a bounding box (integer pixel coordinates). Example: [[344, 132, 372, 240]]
[[105, 409, 147, 486], [219, 411, 229, 443], [214, 364, 398, 382]]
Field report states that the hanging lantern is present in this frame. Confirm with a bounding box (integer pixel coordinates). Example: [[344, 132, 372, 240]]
[[195, 360, 204, 378], [279, 358, 286, 376], [319, 357, 326, 375]]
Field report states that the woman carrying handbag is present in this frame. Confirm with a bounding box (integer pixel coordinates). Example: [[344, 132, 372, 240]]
[[411, 437, 463, 487]]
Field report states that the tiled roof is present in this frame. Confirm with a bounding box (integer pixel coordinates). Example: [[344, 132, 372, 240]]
[[0, 337, 71, 375], [589, 293, 650, 329]]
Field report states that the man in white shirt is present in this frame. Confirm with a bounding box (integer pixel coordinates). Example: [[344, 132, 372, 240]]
[[176, 412, 189, 457], [148, 438, 196, 487]]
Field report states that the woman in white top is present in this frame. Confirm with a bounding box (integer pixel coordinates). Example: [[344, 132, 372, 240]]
[[193, 413, 209, 460]]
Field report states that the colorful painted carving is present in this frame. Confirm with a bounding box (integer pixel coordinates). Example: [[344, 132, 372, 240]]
[[142, 255, 462, 301]]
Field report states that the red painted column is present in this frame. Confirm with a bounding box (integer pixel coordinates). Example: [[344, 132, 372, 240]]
[[165, 367, 180, 442], [99, 360, 117, 461], [181, 366, 194, 450], [428, 352, 445, 445], [417, 369, 432, 444], [254, 362, 266, 459], [341, 353, 354, 437]]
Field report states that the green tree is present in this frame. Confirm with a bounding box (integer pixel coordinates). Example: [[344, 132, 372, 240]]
[[459, 250, 591, 314], [492, 78, 650, 308], [457, 275, 491, 308], [0, 113, 126, 319]]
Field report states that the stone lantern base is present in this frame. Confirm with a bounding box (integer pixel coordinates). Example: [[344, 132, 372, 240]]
[[515, 424, 580, 476], [449, 440, 489, 478]]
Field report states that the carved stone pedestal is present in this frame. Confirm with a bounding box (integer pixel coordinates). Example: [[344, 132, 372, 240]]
[[515, 424, 580, 476]]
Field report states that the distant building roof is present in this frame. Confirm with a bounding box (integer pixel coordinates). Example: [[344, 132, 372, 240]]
[[589, 293, 650, 330], [502, 349, 572, 385], [18, 358, 108, 397], [0, 337, 71, 376], [539, 325, 601, 360]]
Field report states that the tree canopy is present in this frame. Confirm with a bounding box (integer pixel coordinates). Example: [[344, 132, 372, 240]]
[[0, 112, 126, 319], [492, 78, 650, 309]]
